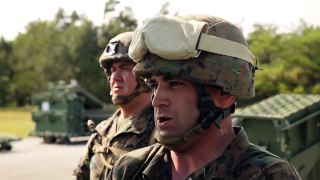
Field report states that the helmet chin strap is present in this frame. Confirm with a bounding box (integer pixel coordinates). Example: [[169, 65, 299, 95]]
[[154, 84, 235, 151], [196, 85, 236, 129]]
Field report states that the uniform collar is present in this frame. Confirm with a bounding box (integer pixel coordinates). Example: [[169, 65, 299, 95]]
[[188, 127, 250, 178], [97, 104, 153, 142], [142, 127, 251, 179], [142, 144, 172, 179], [116, 104, 153, 133]]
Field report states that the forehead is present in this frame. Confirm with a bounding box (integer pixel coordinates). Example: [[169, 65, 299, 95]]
[[148, 75, 198, 92], [111, 60, 135, 67]]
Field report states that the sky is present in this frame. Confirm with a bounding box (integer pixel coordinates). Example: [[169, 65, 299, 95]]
[[0, 0, 319, 40]]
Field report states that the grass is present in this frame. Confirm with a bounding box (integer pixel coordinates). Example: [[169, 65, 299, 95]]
[[0, 107, 35, 138]]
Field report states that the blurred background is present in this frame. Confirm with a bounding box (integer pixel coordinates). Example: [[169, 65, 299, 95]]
[[0, 0, 319, 179]]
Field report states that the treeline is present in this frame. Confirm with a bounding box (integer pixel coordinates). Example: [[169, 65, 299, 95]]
[[0, 0, 138, 106], [245, 23, 320, 106], [0, 1, 319, 107]]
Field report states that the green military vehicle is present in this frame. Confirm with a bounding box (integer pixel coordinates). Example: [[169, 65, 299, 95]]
[[0, 133, 21, 151], [30, 80, 115, 144], [233, 94, 320, 180]]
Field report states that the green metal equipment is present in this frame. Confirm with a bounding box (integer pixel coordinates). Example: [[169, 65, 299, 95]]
[[30, 80, 115, 144], [0, 133, 21, 151], [233, 94, 320, 180]]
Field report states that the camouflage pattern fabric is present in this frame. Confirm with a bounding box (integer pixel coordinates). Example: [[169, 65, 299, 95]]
[[73, 105, 154, 180], [132, 15, 257, 99], [134, 52, 255, 99], [107, 127, 301, 180]]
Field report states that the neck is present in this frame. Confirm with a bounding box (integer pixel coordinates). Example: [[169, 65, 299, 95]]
[[170, 116, 236, 179], [119, 92, 151, 119]]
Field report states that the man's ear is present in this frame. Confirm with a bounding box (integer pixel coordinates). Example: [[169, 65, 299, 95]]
[[205, 85, 236, 108], [218, 95, 236, 108]]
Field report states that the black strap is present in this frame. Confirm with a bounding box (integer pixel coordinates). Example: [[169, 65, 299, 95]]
[[196, 85, 235, 129]]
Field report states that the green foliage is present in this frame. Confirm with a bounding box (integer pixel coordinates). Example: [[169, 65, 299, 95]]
[[248, 21, 320, 101], [7, 10, 104, 106], [311, 84, 320, 94], [0, 38, 13, 106], [248, 24, 279, 64], [155, 2, 170, 16], [104, 0, 120, 14], [99, 3, 137, 47]]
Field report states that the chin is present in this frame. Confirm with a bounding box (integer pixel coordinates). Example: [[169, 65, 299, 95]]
[[158, 130, 178, 137], [172, 143, 195, 153], [111, 98, 122, 105]]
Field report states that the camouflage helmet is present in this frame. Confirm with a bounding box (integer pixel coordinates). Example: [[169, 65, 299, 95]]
[[99, 31, 151, 105], [99, 31, 135, 77], [131, 15, 257, 99]]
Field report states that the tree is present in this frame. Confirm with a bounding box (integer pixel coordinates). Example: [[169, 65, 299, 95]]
[[247, 24, 280, 64], [9, 9, 105, 106], [0, 38, 13, 106], [247, 21, 320, 102], [99, 0, 137, 47], [155, 1, 170, 16]]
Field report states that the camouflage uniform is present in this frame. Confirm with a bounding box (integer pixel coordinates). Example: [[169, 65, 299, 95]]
[[107, 15, 302, 179], [108, 127, 301, 180], [73, 32, 154, 180], [74, 105, 154, 180]]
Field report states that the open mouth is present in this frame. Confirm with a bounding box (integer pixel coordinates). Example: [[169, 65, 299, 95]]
[[158, 117, 171, 123], [157, 114, 173, 124]]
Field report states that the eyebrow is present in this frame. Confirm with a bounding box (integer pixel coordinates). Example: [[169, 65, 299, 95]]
[[162, 75, 173, 81], [148, 75, 173, 84]]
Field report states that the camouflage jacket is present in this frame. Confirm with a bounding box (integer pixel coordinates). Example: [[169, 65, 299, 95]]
[[108, 127, 301, 180], [73, 104, 155, 180]]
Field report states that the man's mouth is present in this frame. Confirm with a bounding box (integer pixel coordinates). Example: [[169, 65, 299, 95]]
[[157, 116, 172, 123], [112, 85, 123, 90]]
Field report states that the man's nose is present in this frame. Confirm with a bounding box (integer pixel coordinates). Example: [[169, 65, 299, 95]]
[[152, 86, 170, 108], [110, 69, 122, 82]]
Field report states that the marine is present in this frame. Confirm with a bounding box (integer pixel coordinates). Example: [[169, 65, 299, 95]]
[[73, 32, 155, 180], [107, 15, 301, 180]]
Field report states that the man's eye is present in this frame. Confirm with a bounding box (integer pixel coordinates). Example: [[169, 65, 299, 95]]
[[121, 65, 133, 71], [169, 81, 184, 87], [110, 68, 116, 73]]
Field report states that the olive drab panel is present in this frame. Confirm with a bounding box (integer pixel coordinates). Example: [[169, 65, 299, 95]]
[[233, 94, 320, 180], [30, 80, 115, 144]]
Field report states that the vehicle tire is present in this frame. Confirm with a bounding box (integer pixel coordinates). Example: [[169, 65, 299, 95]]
[[4, 144, 12, 151], [43, 136, 56, 143], [56, 137, 70, 144], [0, 142, 12, 151]]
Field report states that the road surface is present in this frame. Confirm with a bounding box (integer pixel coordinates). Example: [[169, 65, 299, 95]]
[[0, 137, 86, 180]]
